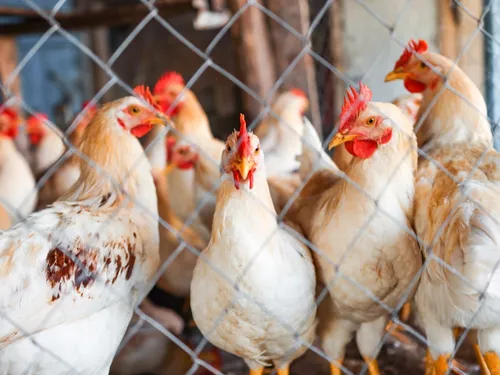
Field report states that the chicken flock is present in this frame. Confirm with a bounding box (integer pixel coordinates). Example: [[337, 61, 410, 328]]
[[0, 39, 498, 375]]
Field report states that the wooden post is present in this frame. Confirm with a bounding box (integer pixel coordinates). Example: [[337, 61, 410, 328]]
[[266, 0, 321, 134], [228, 0, 277, 120], [0, 37, 22, 105], [329, 0, 344, 139], [438, 0, 484, 93]]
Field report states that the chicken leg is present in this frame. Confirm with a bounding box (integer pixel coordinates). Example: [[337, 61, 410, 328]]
[[357, 317, 386, 375], [276, 366, 289, 375], [249, 368, 264, 375], [385, 302, 413, 345]]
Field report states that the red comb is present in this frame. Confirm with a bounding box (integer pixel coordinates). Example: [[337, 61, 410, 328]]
[[290, 88, 306, 98], [0, 106, 17, 121], [395, 39, 428, 69], [154, 71, 185, 94], [27, 113, 47, 129], [133, 85, 162, 112], [237, 113, 252, 157], [339, 82, 373, 133]]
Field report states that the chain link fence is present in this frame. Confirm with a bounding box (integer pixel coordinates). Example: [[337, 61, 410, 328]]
[[0, 0, 499, 374]]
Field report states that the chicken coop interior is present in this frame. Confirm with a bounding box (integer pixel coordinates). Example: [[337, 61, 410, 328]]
[[1, 0, 500, 375]]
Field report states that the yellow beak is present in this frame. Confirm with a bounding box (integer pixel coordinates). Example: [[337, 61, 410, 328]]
[[384, 70, 410, 82], [146, 114, 167, 126], [235, 157, 254, 180], [328, 133, 359, 150], [161, 164, 176, 176]]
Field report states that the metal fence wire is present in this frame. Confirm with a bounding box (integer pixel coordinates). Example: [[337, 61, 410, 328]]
[[0, 0, 500, 374]]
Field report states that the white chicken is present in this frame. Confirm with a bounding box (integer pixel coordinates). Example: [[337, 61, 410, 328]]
[[26, 113, 65, 177], [0, 106, 37, 223], [0, 87, 164, 375], [191, 114, 316, 375], [290, 83, 421, 375], [255, 88, 310, 176]]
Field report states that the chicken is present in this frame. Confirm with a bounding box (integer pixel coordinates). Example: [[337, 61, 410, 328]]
[[0, 87, 165, 374], [26, 113, 65, 177], [385, 39, 500, 375], [190, 114, 317, 375], [111, 130, 208, 375], [290, 83, 421, 375], [0, 106, 37, 222], [153, 71, 218, 239], [254, 88, 310, 176], [34, 102, 97, 209], [333, 92, 422, 171]]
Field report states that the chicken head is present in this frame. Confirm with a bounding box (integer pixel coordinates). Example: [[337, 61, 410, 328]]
[[0, 106, 19, 139], [222, 114, 262, 190], [26, 113, 48, 145], [329, 83, 393, 159], [112, 86, 166, 138], [153, 71, 186, 116], [384, 39, 442, 93]]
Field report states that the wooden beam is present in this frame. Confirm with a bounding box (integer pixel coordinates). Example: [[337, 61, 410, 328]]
[[0, 0, 193, 36], [438, 0, 485, 92], [228, 0, 277, 120], [266, 0, 321, 134], [0, 37, 21, 105]]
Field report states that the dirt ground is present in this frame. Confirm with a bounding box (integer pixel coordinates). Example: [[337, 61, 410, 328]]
[[161, 323, 482, 375]]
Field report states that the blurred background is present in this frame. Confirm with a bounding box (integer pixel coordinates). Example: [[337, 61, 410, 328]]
[[1, 0, 499, 144]]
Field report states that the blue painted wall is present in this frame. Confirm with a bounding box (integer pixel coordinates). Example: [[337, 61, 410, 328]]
[[2, 0, 90, 127]]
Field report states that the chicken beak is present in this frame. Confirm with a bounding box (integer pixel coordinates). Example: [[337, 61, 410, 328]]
[[161, 164, 176, 176], [151, 114, 168, 126], [384, 69, 410, 82], [234, 157, 254, 180], [328, 133, 358, 150]]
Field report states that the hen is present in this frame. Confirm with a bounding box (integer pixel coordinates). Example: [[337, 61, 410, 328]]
[[291, 83, 421, 375], [34, 102, 97, 209], [255, 88, 310, 176], [26, 113, 65, 177], [0, 106, 37, 222], [386, 39, 500, 375], [0, 88, 165, 375], [191, 114, 316, 375], [153, 71, 216, 239]]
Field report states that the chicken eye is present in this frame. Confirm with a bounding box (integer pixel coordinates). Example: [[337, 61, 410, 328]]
[[419, 61, 427, 69], [366, 117, 376, 126], [130, 106, 140, 114], [226, 145, 232, 152], [255, 146, 260, 153]]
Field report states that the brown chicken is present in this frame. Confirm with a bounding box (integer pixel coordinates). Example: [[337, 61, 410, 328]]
[[385, 39, 500, 375]]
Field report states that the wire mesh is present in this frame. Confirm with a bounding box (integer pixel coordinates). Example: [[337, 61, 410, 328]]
[[0, 0, 499, 375]]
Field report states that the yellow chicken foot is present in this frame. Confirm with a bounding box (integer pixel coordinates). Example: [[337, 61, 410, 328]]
[[399, 302, 411, 322], [250, 368, 264, 375], [433, 354, 450, 375], [425, 348, 470, 375], [330, 359, 344, 375], [277, 366, 289, 375], [484, 351, 500, 375], [424, 350, 436, 375], [385, 321, 412, 345], [362, 356, 381, 375], [473, 344, 491, 375]]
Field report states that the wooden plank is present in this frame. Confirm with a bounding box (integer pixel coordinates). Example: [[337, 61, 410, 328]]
[[456, 0, 484, 92], [227, 0, 277, 120], [328, 0, 344, 140], [0, 0, 193, 35], [0, 37, 21, 105], [437, 0, 485, 92], [438, 0, 458, 59], [266, 0, 321, 134]]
